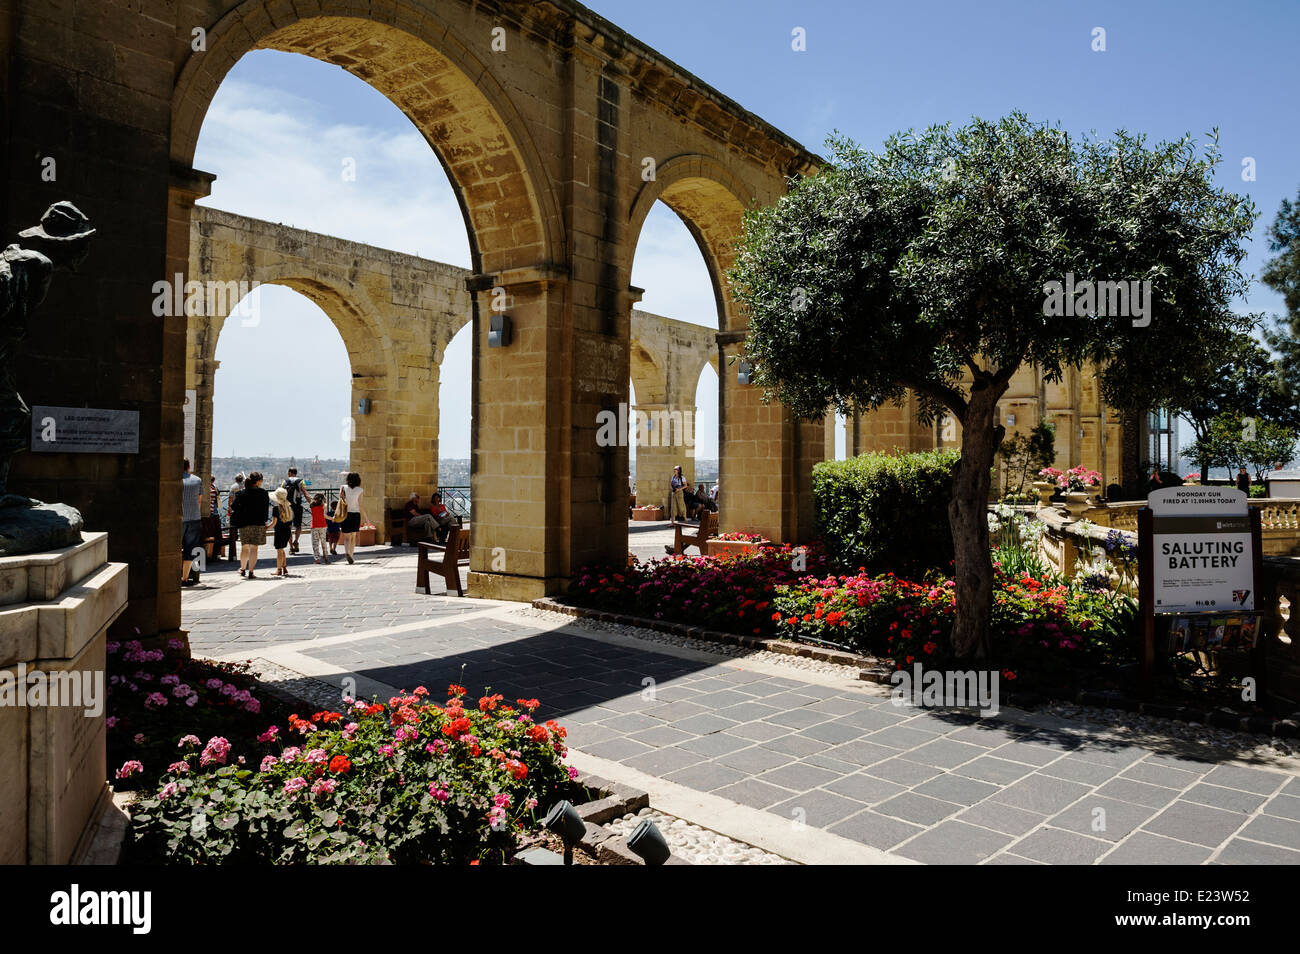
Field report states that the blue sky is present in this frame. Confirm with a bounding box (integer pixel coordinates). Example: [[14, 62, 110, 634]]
[[199, 0, 1300, 464]]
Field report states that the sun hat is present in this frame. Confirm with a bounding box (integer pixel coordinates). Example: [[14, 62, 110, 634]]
[[19, 201, 96, 242]]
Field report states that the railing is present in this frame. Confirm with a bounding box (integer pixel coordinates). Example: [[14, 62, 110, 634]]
[[211, 484, 472, 526], [1084, 498, 1300, 555]]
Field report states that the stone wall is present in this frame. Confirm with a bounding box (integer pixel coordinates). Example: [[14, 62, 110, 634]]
[[7, 0, 823, 620]]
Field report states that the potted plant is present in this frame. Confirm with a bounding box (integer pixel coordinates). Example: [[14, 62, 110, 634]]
[[631, 505, 664, 521], [702, 531, 770, 558], [358, 521, 378, 547], [1033, 468, 1062, 508]]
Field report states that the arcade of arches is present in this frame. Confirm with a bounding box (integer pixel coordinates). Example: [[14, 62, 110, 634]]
[[6, 0, 1130, 640], [184, 205, 717, 515]]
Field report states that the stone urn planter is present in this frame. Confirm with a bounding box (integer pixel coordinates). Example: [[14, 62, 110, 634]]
[[1063, 492, 1091, 520], [631, 506, 664, 521], [702, 537, 770, 559], [1032, 481, 1057, 509], [1085, 482, 1104, 507]]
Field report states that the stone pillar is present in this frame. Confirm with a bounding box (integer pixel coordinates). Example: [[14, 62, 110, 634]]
[[718, 332, 823, 542], [379, 312, 440, 512]]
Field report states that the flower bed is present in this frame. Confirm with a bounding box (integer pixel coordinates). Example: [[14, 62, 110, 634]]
[[126, 685, 581, 865], [107, 638, 288, 792], [632, 506, 664, 521], [770, 568, 1136, 685], [567, 544, 831, 638]]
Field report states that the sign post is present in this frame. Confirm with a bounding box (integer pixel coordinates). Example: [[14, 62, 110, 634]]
[[1138, 486, 1266, 699]]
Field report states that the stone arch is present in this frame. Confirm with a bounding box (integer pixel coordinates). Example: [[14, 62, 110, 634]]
[[196, 273, 400, 509], [171, 2, 563, 273], [628, 155, 755, 333]]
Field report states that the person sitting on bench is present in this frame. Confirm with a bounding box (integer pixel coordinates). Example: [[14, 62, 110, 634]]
[[407, 492, 457, 543]]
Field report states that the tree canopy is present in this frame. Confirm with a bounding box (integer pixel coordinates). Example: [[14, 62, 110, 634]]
[[729, 112, 1258, 658]]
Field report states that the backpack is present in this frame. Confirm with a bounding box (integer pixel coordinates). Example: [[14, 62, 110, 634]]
[[284, 477, 303, 505]]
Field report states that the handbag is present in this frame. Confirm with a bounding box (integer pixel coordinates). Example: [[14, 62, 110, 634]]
[[333, 491, 348, 523]]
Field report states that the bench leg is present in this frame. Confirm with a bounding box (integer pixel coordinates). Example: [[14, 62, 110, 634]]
[[416, 550, 430, 594], [443, 561, 464, 597]]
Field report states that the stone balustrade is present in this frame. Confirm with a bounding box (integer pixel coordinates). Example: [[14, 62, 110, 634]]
[[1083, 498, 1300, 556]]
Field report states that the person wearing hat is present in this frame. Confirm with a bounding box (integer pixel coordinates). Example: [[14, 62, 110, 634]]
[[0, 201, 95, 499], [668, 464, 687, 522], [270, 485, 294, 577]]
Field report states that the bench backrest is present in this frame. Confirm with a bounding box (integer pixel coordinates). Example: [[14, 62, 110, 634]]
[[702, 511, 718, 537]]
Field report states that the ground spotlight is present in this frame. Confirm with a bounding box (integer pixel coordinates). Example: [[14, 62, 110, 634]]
[[625, 818, 671, 865], [544, 800, 586, 865]]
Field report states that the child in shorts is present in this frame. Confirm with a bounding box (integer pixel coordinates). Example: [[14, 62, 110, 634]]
[[310, 493, 331, 564], [325, 495, 342, 557]]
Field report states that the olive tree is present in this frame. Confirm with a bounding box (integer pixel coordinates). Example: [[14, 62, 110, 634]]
[[729, 113, 1256, 659]]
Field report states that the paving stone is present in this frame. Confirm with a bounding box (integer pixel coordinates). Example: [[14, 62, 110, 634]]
[[824, 740, 895, 767], [828, 810, 925, 850], [798, 721, 864, 745], [945, 724, 1025, 748], [1214, 839, 1300, 864], [663, 761, 747, 792], [726, 721, 789, 742], [993, 774, 1091, 814], [1011, 828, 1110, 864], [1181, 783, 1268, 814], [913, 772, 1002, 807], [1283, 777, 1300, 798], [823, 772, 908, 805], [876, 791, 964, 826], [756, 763, 843, 791], [906, 738, 987, 769], [713, 701, 782, 722], [641, 700, 711, 721], [761, 733, 829, 758], [713, 778, 797, 810], [956, 801, 1047, 837], [691, 689, 756, 709], [984, 853, 1045, 865], [1093, 777, 1182, 810], [806, 696, 868, 716], [1098, 831, 1214, 865], [762, 708, 834, 730], [1201, 765, 1288, 796], [583, 737, 653, 762], [801, 754, 861, 775], [864, 754, 945, 784], [989, 740, 1068, 767], [671, 713, 739, 735], [954, 756, 1038, 786], [625, 725, 696, 748], [674, 732, 752, 758], [868, 724, 946, 751], [1236, 814, 1300, 850], [768, 790, 866, 827], [895, 820, 1013, 864], [714, 744, 793, 774], [621, 746, 705, 776], [1070, 743, 1151, 769], [1120, 760, 1205, 789], [1142, 801, 1247, 847], [1049, 796, 1158, 842], [833, 707, 909, 731], [1038, 757, 1124, 786], [1262, 794, 1300, 822]]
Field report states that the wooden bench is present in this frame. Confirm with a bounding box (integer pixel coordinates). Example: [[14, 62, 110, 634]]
[[386, 508, 408, 546], [667, 510, 718, 556], [417, 524, 471, 596]]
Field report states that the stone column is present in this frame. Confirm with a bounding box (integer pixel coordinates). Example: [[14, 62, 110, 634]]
[[717, 331, 824, 542]]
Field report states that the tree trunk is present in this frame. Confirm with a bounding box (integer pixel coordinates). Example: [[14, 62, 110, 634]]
[[949, 382, 1005, 661]]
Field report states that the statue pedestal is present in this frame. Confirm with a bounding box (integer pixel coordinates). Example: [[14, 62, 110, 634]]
[[0, 532, 127, 864]]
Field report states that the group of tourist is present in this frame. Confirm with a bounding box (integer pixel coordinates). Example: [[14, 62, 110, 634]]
[[667, 464, 718, 522], [184, 464, 370, 582]]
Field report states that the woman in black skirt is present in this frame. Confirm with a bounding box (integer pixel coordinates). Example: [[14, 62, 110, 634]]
[[339, 471, 368, 565], [271, 486, 294, 577]]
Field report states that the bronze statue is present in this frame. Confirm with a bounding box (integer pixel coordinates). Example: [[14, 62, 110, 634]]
[[0, 202, 94, 553]]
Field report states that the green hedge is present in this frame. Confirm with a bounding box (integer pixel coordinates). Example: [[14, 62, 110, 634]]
[[813, 449, 959, 575]]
